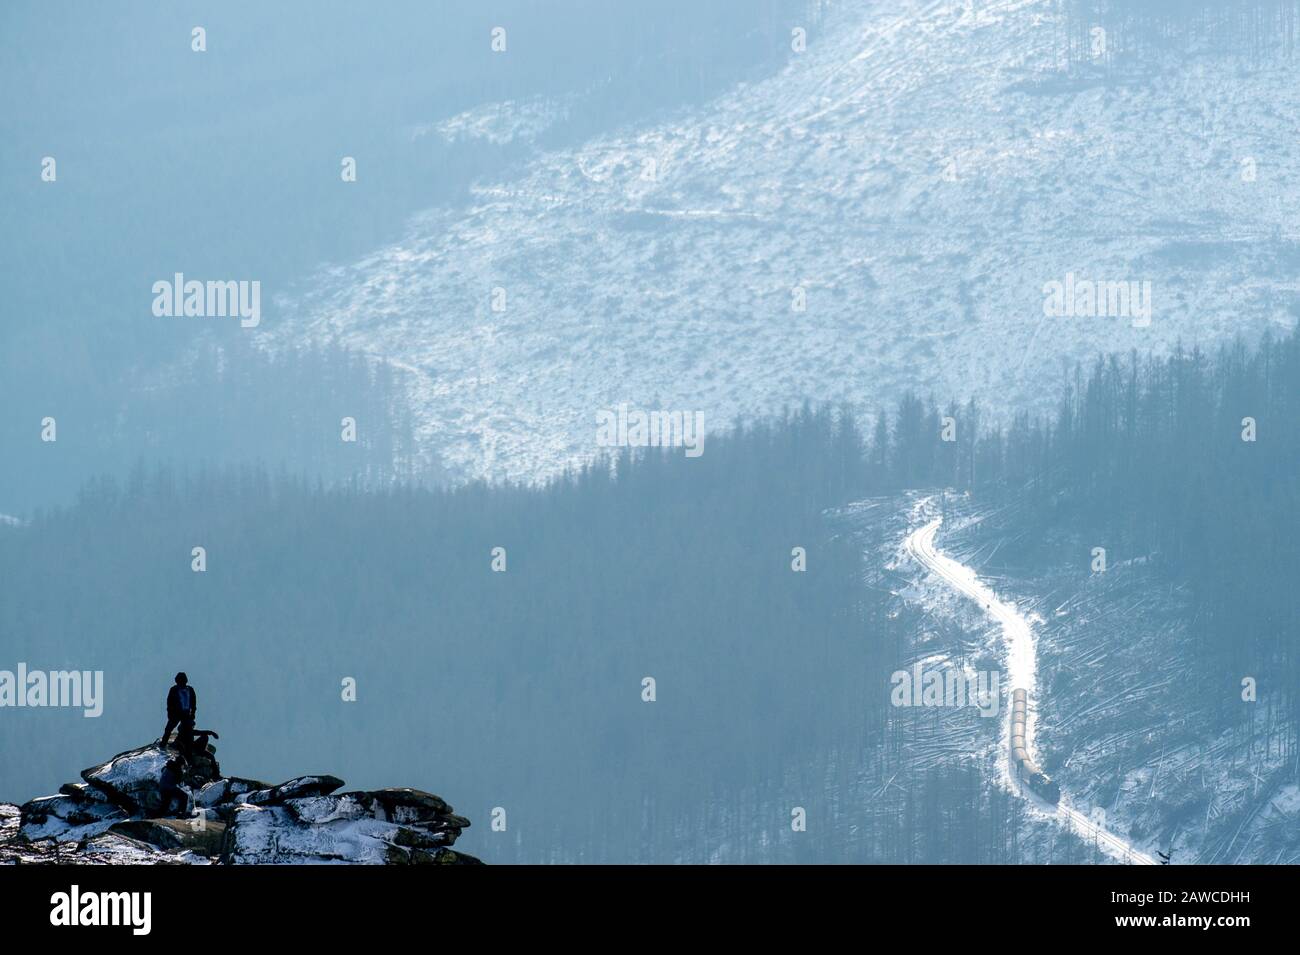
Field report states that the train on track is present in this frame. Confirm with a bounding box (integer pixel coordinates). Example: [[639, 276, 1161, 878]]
[[1011, 688, 1061, 804]]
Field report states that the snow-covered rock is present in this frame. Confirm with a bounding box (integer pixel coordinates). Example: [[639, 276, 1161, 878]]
[[81, 831, 211, 866], [17, 793, 127, 843], [109, 817, 227, 857], [194, 776, 268, 808], [1, 739, 480, 865], [81, 741, 221, 815], [227, 793, 473, 865], [0, 804, 19, 843], [58, 781, 111, 802], [238, 774, 345, 806]]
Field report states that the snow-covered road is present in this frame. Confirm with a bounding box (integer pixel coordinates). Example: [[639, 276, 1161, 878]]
[[904, 505, 1157, 865]]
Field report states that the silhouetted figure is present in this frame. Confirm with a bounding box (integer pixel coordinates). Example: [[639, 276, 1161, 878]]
[[161, 672, 197, 754], [158, 756, 190, 817]]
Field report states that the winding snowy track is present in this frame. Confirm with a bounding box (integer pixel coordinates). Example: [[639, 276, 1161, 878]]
[[904, 508, 1157, 865]]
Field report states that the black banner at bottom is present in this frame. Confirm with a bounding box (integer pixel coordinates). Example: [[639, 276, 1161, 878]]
[[0, 862, 1278, 942]]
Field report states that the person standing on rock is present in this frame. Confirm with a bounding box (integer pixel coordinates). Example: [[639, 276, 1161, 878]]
[[161, 672, 197, 753]]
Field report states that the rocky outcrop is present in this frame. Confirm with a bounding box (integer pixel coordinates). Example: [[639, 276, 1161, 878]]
[[17, 791, 127, 843], [0, 804, 19, 844], [226, 787, 474, 864], [238, 774, 345, 806], [193, 776, 270, 808], [109, 817, 228, 856], [0, 738, 481, 865], [80, 741, 222, 815]]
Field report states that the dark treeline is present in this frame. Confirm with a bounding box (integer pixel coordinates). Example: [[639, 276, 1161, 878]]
[[0, 336, 428, 512], [2, 399, 1081, 862], [1060, 0, 1300, 64], [1025, 335, 1297, 733], [4, 328, 1294, 859], [877, 327, 1300, 760], [1, 407, 909, 862], [140, 338, 426, 487]]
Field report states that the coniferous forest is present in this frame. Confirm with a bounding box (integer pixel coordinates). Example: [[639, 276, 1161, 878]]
[[0, 337, 426, 511], [3, 327, 1294, 862]]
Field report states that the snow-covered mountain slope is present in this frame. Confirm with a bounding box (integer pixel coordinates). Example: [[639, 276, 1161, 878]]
[[273, 0, 1300, 484], [904, 502, 1158, 865]]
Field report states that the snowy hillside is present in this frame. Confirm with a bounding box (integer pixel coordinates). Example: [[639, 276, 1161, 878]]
[[273, 0, 1299, 484]]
